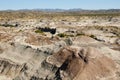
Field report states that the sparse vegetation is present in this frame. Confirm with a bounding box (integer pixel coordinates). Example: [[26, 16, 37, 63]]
[[18, 29, 22, 32], [0, 23, 17, 27], [0, 9, 120, 80], [57, 33, 66, 37], [35, 29, 43, 33], [76, 33, 85, 36], [57, 33, 75, 38], [90, 35, 96, 39], [37, 27, 56, 35], [0, 10, 120, 19]]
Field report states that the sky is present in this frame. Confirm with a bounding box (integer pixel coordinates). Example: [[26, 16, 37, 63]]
[[0, 0, 120, 10]]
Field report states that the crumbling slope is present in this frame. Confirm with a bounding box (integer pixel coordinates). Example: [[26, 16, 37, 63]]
[[46, 47, 116, 80]]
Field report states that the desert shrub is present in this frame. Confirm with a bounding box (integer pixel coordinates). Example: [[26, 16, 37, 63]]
[[37, 27, 56, 35], [69, 35, 74, 37], [35, 30, 43, 33], [76, 33, 85, 36], [0, 23, 16, 27], [57, 33, 75, 38], [18, 30, 22, 32], [57, 33, 66, 37], [90, 35, 96, 39]]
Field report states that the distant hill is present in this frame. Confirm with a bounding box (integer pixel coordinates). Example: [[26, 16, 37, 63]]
[[1, 8, 120, 13], [0, 9, 120, 19]]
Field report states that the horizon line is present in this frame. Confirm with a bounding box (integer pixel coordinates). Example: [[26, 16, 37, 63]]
[[0, 8, 120, 11]]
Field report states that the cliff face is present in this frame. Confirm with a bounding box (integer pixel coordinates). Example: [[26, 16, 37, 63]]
[[0, 12, 120, 80]]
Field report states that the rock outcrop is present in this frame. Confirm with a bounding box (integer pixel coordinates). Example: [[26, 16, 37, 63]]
[[45, 47, 116, 80]]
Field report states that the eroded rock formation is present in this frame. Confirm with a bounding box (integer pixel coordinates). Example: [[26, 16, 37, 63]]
[[0, 11, 120, 80], [46, 47, 116, 80]]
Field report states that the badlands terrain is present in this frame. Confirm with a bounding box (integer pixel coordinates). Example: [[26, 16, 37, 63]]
[[0, 10, 120, 80]]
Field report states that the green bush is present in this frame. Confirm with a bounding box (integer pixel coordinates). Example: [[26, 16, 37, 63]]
[[76, 33, 85, 36], [0, 24, 16, 27], [35, 30, 43, 33], [90, 35, 96, 39], [18, 30, 22, 32]]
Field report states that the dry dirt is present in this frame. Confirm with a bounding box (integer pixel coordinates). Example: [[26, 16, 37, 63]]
[[0, 14, 120, 80]]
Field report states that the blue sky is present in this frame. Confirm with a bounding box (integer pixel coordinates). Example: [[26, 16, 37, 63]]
[[0, 0, 120, 10]]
